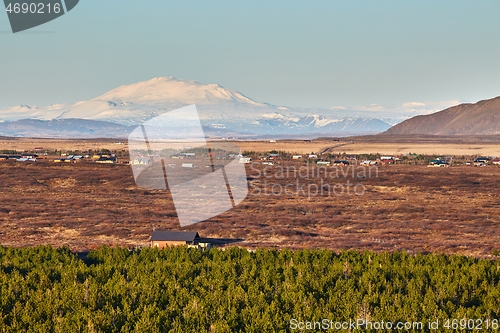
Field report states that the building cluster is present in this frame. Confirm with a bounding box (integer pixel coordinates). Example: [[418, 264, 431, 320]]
[[0, 154, 38, 162], [466, 157, 500, 167], [250, 153, 402, 167], [54, 155, 84, 163]]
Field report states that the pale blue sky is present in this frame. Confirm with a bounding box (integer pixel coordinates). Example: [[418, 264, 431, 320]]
[[1, 0, 499, 108]]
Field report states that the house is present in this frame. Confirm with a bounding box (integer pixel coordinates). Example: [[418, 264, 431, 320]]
[[428, 160, 449, 167], [181, 163, 195, 168], [492, 159, 500, 165], [474, 157, 490, 164], [268, 153, 279, 160], [150, 230, 211, 249], [292, 155, 302, 160], [96, 157, 117, 164], [332, 160, 349, 166], [317, 160, 331, 166], [361, 160, 378, 165], [132, 157, 151, 165], [239, 157, 252, 164], [64, 155, 83, 162], [308, 154, 318, 159]]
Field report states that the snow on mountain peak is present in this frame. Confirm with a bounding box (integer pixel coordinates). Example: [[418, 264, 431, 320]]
[[0, 77, 400, 135], [94, 77, 264, 106]]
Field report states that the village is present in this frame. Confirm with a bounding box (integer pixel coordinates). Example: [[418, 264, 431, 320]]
[[2, 141, 500, 169]]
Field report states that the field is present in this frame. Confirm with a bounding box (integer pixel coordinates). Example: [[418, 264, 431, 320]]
[[3, 134, 500, 155], [1, 136, 500, 257]]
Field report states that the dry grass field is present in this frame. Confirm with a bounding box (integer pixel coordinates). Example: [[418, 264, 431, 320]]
[[3, 134, 500, 156], [1, 144, 500, 257], [0, 137, 127, 152]]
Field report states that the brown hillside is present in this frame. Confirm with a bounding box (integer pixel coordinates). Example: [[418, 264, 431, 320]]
[[384, 96, 500, 135]]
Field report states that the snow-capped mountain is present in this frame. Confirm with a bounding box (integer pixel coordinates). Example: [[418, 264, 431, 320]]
[[0, 76, 452, 138]]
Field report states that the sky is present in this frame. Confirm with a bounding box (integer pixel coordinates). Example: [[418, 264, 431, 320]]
[[1, 0, 500, 109]]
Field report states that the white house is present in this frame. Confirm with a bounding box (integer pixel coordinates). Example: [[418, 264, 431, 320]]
[[132, 158, 151, 165]]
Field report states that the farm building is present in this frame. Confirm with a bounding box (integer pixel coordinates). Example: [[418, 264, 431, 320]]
[[150, 230, 211, 249], [332, 160, 349, 166], [317, 161, 331, 166], [292, 155, 302, 160]]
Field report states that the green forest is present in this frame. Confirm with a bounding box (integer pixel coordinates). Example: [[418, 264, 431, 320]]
[[1, 245, 500, 332]]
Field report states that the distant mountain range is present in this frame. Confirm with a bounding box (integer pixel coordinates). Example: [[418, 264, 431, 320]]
[[0, 119, 134, 138], [384, 96, 500, 135], [0, 77, 468, 138]]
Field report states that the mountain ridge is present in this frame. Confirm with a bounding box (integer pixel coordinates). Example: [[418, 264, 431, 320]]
[[384, 96, 500, 135]]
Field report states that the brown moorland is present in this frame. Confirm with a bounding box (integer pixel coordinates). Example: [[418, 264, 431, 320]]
[[1, 156, 500, 257]]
